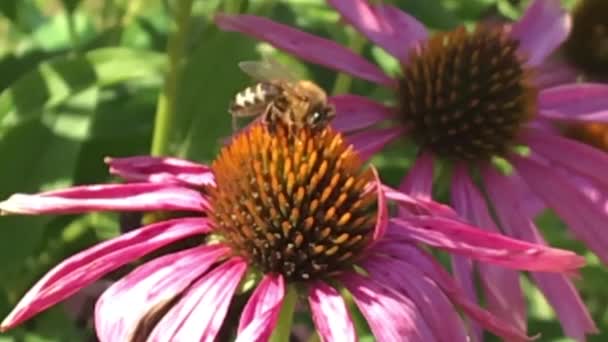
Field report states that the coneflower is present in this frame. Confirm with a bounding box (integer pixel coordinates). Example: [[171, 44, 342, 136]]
[[0, 123, 584, 341]]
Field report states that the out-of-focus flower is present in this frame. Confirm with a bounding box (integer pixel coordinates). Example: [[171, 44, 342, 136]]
[[215, 0, 606, 339], [0, 123, 585, 341]]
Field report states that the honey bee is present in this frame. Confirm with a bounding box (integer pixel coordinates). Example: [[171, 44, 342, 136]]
[[229, 58, 335, 133]]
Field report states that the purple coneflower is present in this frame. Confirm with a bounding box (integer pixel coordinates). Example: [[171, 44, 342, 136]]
[[0, 123, 585, 341], [215, 0, 607, 339]]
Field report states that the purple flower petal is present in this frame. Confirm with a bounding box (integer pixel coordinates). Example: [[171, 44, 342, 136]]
[[451, 166, 526, 332], [370, 166, 388, 242], [327, 0, 427, 61], [510, 0, 570, 66], [389, 217, 584, 272], [347, 126, 405, 162], [340, 272, 434, 341], [483, 168, 597, 340], [534, 58, 579, 89], [329, 95, 393, 133], [215, 14, 395, 86], [308, 281, 356, 342], [450, 256, 483, 342], [522, 129, 608, 188], [148, 258, 247, 341], [363, 254, 467, 342], [511, 154, 608, 263], [373, 241, 531, 341], [0, 218, 211, 331], [398, 152, 434, 200], [538, 84, 608, 123], [106, 156, 215, 187], [383, 185, 458, 218], [236, 274, 284, 342], [95, 244, 229, 341], [0, 183, 208, 215]]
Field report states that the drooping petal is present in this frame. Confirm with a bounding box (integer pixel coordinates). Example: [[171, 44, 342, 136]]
[[383, 185, 458, 218], [106, 156, 215, 187], [388, 218, 584, 272], [215, 14, 395, 86], [236, 274, 285, 342], [0, 218, 211, 331], [373, 240, 531, 341], [363, 254, 467, 342], [347, 126, 405, 162], [308, 281, 356, 342], [483, 167, 598, 341], [451, 165, 526, 333], [450, 256, 483, 342], [510, 0, 570, 66], [0, 183, 208, 215], [148, 258, 247, 341], [538, 84, 608, 123], [327, 0, 427, 61], [340, 272, 434, 341], [95, 244, 229, 341], [398, 152, 434, 200], [522, 129, 608, 188], [534, 58, 579, 89], [370, 166, 388, 242], [329, 95, 393, 133], [511, 154, 608, 262]]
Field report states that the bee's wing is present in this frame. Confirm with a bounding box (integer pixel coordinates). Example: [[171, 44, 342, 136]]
[[238, 57, 299, 82]]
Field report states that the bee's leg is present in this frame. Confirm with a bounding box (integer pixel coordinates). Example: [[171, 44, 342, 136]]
[[263, 103, 280, 133], [231, 115, 239, 132]]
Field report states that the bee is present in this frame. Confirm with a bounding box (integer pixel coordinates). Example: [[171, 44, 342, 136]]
[[229, 58, 335, 133]]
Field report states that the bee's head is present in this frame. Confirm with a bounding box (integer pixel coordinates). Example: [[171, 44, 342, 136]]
[[307, 103, 336, 130]]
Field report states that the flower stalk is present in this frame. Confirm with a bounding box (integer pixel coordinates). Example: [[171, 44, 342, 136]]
[[269, 285, 297, 342], [151, 0, 193, 156]]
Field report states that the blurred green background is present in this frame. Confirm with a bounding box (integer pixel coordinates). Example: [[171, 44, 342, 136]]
[[0, 0, 605, 341]]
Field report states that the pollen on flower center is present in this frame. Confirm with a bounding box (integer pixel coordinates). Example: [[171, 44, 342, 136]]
[[209, 123, 377, 281], [398, 26, 537, 161]]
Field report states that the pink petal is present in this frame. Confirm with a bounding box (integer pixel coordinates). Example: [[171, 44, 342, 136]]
[[0, 218, 211, 331], [510, 0, 570, 66], [0, 183, 208, 215], [538, 83, 608, 122], [329, 95, 393, 133], [450, 256, 483, 342], [372, 241, 531, 341], [398, 152, 434, 200], [236, 274, 284, 342], [388, 217, 584, 272], [347, 126, 405, 162], [522, 129, 608, 188], [370, 166, 388, 242], [308, 281, 356, 342], [214, 14, 395, 86], [327, 0, 427, 61], [383, 185, 458, 219], [95, 244, 229, 341], [483, 168, 598, 340], [148, 258, 247, 341], [106, 156, 215, 187], [511, 154, 608, 263], [340, 272, 434, 341], [451, 165, 526, 332], [534, 58, 579, 89], [363, 255, 467, 342]]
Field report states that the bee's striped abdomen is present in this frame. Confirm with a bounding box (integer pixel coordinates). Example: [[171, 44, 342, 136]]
[[230, 82, 282, 117]]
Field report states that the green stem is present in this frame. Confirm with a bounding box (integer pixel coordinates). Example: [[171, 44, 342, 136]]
[[331, 30, 365, 95], [269, 285, 298, 342], [65, 9, 79, 52], [151, 0, 193, 156]]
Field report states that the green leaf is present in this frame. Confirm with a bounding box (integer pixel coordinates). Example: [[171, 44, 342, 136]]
[[172, 27, 258, 162], [0, 88, 97, 281], [0, 47, 165, 131]]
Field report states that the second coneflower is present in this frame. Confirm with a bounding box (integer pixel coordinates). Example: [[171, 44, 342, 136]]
[[0, 123, 585, 341], [216, 0, 607, 339]]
